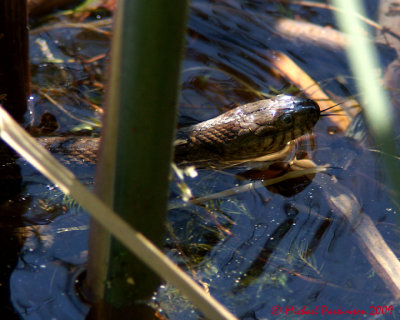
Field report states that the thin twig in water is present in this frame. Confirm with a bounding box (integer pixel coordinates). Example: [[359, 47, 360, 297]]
[[169, 166, 328, 209], [31, 18, 112, 36], [40, 90, 100, 127]]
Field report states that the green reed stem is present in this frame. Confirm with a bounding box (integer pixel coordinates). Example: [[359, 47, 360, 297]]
[[332, 0, 400, 201]]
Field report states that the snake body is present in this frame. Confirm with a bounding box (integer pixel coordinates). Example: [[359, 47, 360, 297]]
[[174, 95, 320, 165], [37, 95, 320, 166]]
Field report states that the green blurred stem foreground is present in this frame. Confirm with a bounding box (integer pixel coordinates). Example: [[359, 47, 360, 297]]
[[86, 0, 186, 317], [0, 105, 237, 320], [84, 1, 236, 319], [332, 0, 400, 201]]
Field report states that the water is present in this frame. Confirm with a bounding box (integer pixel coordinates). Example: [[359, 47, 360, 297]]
[[6, 0, 400, 319]]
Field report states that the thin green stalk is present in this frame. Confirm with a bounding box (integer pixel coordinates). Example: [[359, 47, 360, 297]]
[[0, 105, 238, 320], [85, 0, 237, 318], [332, 0, 400, 201]]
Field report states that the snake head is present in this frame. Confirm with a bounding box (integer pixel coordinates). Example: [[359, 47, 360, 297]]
[[273, 95, 320, 137], [174, 94, 321, 165]]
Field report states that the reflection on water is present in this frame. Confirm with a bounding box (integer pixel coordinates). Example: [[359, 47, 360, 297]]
[[163, 1, 400, 319], [8, 0, 400, 319]]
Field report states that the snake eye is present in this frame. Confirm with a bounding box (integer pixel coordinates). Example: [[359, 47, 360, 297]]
[[281, 114, 293, 125]]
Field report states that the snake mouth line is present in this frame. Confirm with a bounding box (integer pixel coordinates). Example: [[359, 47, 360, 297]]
[[32, 95, 320, 167], [174, 95, 320, 166]]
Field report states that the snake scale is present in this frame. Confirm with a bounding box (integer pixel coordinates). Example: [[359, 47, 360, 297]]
[[36, 95, 320, 166]]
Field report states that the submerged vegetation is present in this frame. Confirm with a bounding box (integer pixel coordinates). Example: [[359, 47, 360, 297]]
[[0, 0, 399, 318]]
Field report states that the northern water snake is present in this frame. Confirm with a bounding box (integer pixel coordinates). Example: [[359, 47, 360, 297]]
[[36, 95, 320, 166]]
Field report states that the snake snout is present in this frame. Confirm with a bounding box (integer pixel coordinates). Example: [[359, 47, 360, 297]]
[[293, 98, 320, 127]]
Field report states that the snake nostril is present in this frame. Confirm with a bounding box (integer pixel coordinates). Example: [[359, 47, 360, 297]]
[[33, 95, 321, 168], [173, 95, 320, 165]]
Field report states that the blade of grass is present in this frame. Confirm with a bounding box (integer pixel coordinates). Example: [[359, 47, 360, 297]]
[[0, 106, 237, 320], [332, 0, 400, 299], [332, 0, 400, 200]]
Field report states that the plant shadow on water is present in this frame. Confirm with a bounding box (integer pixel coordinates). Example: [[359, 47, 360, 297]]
[[160, 1, 400, 319], [5, 0, 400, 319], [8, 4, 108, 317]]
